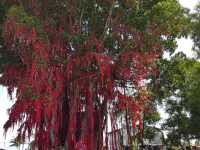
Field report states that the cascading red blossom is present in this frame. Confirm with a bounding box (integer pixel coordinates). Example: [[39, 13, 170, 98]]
[[1, 8, 161, 150]]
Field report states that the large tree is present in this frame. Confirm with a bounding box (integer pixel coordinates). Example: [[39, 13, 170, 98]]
[[155, 53, 200, 148], [0, 0, 187, 149], [154, 2, 200, 146]]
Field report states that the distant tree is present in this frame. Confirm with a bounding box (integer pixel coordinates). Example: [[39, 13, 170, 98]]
[[191, 2, 200, 58], [156, 53, 200, 148]]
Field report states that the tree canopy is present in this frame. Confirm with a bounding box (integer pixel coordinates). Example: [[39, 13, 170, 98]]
[[0, 0, 190, 149]]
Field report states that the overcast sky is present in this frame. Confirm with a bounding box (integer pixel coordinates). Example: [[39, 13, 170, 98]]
[[176, 0, 199, 58], [180, 0, 199, 10], [0, 0, 200, 149]]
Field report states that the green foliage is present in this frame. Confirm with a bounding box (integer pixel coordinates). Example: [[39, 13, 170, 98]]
[[0, 2, 6, 39], [191, 3, 200, 57], [6, 5, 47, 40], [147, 0, 188, 34], [7, 6, 42, 29], [144, 111, 161, 125], [156, 53, 200, 145], [143, 111, 162, 141], [148, 0, 190, 53]]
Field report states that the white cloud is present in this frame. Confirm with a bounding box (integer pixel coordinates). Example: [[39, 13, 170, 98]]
[[179, 0, 199, 11], [176, 37, 196, 58]]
